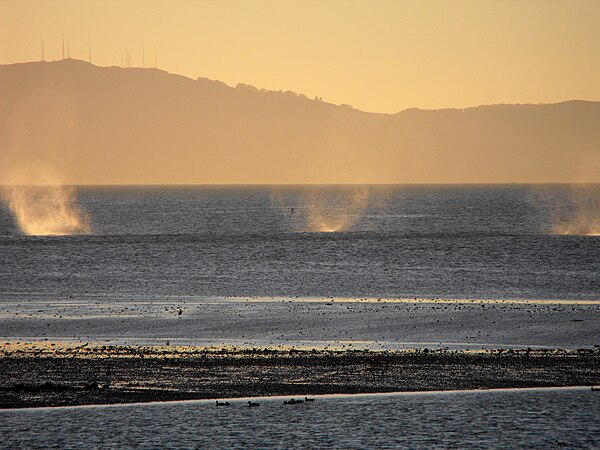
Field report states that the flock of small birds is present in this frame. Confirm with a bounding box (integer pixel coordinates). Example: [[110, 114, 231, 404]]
[[2, 297, 599, 350]]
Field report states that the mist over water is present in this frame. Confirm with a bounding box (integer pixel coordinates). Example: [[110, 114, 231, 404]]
[[306, 186, 370, 232], [553, 186, 600, 236], [0, 88, 91, 235], [2, 184, 91, 236], [271, 185, 372, 232], [533, 185, 600, 236]]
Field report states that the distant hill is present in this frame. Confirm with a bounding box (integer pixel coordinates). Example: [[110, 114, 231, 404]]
[[1, 59, 599, 184]]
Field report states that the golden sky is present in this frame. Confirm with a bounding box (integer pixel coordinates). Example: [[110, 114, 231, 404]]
[[2, 0, 600, 113]]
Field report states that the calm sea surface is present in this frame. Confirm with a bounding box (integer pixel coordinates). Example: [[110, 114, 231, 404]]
[[1, 185, 599, 301], [1, 388, 599, 449]]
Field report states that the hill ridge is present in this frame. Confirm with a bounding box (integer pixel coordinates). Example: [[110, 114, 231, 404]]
[[1, 60, 599, 184]]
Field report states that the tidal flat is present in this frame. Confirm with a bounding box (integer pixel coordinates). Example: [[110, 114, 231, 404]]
[[1, 342, 599, 409]]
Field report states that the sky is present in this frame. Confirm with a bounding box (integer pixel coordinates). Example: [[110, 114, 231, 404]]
[[2, 0, 600, 113]]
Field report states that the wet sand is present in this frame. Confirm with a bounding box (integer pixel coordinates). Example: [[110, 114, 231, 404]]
[[2, 297, 600, 350], [1, 342, 599, 408]]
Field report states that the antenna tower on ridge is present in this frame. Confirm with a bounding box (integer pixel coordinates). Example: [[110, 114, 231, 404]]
[[41, 41, 45, 61], [62, 34, 65, 59]]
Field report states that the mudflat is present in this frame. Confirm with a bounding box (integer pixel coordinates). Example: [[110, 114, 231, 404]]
[[1, 342, 599, 408]]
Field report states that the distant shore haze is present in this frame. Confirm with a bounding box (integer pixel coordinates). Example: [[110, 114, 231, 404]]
[[1, 59, 599, 185]]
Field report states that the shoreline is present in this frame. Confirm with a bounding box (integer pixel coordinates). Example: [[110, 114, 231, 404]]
[[1, 385, 594, 412], [2, 342, 599, 409]]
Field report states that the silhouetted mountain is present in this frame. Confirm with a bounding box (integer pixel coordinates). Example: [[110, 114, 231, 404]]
[[1, 59, 599, 184]]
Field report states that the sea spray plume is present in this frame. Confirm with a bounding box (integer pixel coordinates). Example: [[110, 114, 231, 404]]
[[0, 79, 92, 235], [531, 184, 600, 236], [2, 183, 91, 236], [271, 185, 370, 232], [270, 124, 376, 232], [551, 185, 600, 236], [305, 185, 370, 232]]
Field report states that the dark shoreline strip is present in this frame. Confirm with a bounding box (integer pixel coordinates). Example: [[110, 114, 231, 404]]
[[1, 346, 599, 409], [2, 386, 595, 412]]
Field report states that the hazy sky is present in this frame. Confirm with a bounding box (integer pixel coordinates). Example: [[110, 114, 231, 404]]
[[2, 0, 600, 113]]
